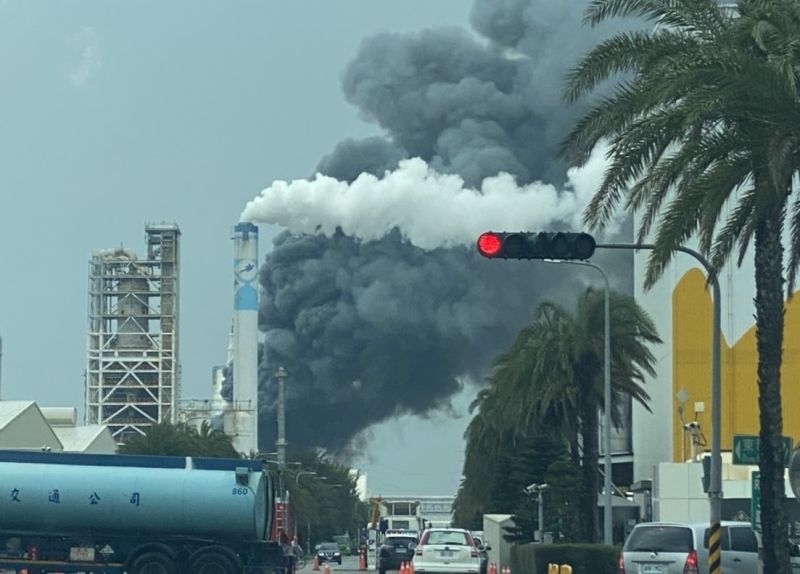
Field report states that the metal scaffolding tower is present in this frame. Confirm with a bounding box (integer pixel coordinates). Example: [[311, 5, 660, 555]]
[[86, 223, 181, 443]]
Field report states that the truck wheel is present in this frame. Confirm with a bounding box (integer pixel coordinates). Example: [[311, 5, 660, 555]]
[[130, 552, 176, 574], [190, 551, 236, 574]]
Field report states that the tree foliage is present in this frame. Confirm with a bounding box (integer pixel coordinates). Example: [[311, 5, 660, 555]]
[[119, 421, 239, 458], [284, 450, 368, 550], [454, 288, 659, 543]]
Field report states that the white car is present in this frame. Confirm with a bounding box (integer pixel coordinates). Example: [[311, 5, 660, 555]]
[[413, 528, 481, 574], [620, 521, 761, 574]]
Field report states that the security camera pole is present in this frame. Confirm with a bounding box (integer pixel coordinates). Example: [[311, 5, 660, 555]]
[[525, 483, 548, 543]]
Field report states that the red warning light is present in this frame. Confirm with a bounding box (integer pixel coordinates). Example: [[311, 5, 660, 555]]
[[477, 232, 503, 257]]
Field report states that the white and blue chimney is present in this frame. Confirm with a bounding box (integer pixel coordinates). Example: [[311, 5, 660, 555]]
[[232, 222, 259, 454]]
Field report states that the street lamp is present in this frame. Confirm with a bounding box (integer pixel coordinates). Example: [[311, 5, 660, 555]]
[[553, 259, 612, 545], [524, 483, 548, 543]]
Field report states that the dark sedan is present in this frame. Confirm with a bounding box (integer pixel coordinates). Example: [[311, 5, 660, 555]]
[[316, 542, 342, 565], [379, 535, 418, 574]]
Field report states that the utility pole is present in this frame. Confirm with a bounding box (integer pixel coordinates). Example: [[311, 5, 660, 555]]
[[276, 366, 288, 465], [553, 260, 612, 544]]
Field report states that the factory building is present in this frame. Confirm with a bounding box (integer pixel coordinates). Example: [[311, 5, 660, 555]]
[[0, 402, 115, 453], [85, 223, 181, 443]]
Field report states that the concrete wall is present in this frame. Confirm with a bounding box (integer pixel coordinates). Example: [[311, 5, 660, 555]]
[[483, 515, 514, 571], [653, 459, 794, 523]]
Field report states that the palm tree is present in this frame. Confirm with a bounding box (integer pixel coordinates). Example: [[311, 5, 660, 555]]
[[196, 420, 240, 458], [120, 422, 239, 458], [119, 422, 196, 456], [561, 2, 800, 569], [478, 287, 659, 542]]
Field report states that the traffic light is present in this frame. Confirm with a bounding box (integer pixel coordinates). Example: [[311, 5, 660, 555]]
[[476, 231, 596, 260], [701, 455, 711, 493]]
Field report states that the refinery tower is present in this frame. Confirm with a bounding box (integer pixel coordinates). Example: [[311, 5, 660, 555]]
[[86, 223, 181, 443]]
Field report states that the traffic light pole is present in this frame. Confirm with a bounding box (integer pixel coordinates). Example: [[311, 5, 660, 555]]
[[597, 243, 722, 566], [552, 259, 612, 545]]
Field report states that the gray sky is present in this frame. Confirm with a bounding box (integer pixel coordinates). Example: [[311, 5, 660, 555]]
[[0, 0, 473, 495]]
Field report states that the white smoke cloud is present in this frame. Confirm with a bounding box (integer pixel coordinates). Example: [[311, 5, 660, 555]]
[[69, 27, 102, 88], [242, 143, 611, 250]]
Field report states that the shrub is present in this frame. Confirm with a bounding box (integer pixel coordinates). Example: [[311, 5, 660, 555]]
[[511, 543, 620, 574]]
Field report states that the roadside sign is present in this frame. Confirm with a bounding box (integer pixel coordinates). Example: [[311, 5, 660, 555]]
[[751, 471, 761, 533], [732, 435, 793, 466]]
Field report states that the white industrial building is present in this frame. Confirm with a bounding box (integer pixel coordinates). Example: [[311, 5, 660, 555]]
[[0, 401, 116, 454]]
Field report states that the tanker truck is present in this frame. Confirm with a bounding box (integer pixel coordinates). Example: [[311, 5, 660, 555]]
[[0, 449, 291, 574]]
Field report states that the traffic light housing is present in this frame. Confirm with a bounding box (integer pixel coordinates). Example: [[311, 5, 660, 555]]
[[477, 231, 596, 260]]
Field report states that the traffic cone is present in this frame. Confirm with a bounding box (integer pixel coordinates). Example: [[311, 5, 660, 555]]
[[312, 556, 320, 571], [401, 561, 408, 574], [359, 550, 366, 571], [323, 562, 331, 574], [409, 560, 415, 574], [489, 564, 496, 574]]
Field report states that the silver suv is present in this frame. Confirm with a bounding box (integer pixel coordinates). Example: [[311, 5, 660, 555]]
[[620, 521, 761, 574]]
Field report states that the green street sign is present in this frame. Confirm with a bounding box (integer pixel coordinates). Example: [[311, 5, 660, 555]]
[[732, 435, 793, 466], [752, 471, 761, 533]]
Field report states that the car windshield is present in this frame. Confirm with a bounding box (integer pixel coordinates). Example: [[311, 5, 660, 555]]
[[386, 537, 415, 546], [319, 544, 339, 551], [625, 526, 694, 552], [425, 531, 469, 546]]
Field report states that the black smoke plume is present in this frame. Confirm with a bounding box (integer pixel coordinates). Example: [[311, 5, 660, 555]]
[[254, 0, 636, 453]]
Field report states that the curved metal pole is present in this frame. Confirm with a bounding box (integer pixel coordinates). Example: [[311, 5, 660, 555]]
[[597, 243, 722, 542], [296, 471, 317, 485], [552, 259, 612, 545]]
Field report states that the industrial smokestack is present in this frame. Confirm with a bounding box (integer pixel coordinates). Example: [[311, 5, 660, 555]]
[[275, 366, 287, 464], [232, 222, 259, 454]]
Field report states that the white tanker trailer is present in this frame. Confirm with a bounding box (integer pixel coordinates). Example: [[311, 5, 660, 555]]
[[0, 450, 290, 574]]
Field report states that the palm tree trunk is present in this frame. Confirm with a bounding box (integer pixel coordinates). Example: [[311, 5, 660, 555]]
[[579, 395, 600, 543], [754, 210, 791, 574]]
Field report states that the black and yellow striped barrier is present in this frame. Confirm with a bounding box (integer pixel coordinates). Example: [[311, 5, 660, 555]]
[[708, 521, 721, 574]]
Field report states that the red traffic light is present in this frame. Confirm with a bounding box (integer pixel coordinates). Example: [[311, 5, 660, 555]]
[[476, 231, 596, 260], [477, 232, 503, 257]]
